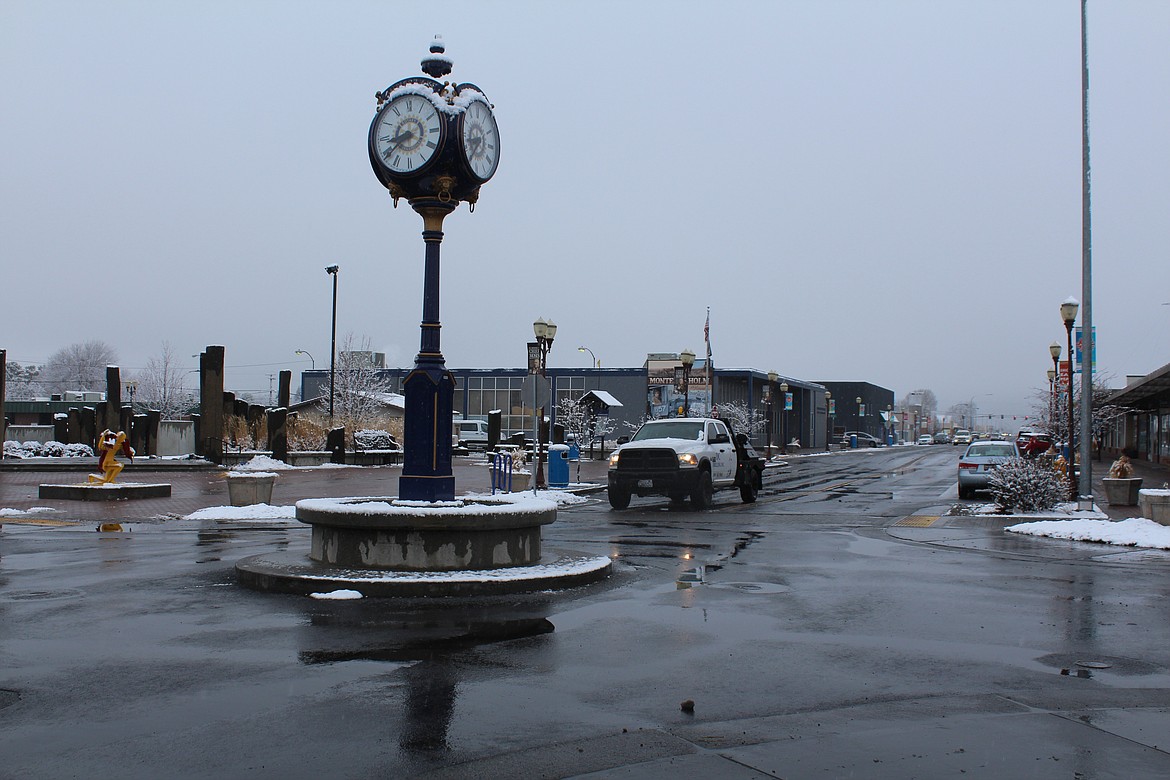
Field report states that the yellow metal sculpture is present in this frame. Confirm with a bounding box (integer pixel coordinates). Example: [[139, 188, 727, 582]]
[[88, 430, 133, 485]]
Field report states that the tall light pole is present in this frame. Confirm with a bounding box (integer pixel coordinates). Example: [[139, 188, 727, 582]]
[[1079, 0, 1095, 505], [1062, 297, 1079, 500], [326, 265, 339, 419], [533, 317, 556, 490], [295, 349, 316, 369], [680, 348, 695, 417], [780, 381, 790, 454], [855, 396, 863, 442], [765, 370, 776, 459], [577, 345, 598, 368], [824, 391, 832, 451]]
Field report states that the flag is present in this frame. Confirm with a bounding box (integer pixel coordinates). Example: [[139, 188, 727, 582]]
[[704, 307, 713, 408]]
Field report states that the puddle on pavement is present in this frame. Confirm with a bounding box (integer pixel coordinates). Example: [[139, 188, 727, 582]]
[[3, 588, 85, 602]]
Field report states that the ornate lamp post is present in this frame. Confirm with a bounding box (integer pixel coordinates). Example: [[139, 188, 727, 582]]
[[779, 381, 790, 454], [1061, 298, 1080, 500], [856, 396, 863, 441], [326, 265, 339, 418], [765, 370, 776, 459], [532, 317, 556, 489], [368, 38, 501, 501], [825, 391, 833, 451], [680, 348, 695, 417], [887, 403, 893, 444]]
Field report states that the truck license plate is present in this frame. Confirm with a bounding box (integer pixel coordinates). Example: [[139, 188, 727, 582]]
[[637, 479, 653, 488]]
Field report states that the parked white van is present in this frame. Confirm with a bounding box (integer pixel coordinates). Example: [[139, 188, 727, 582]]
[[453, 418, 490, 449]]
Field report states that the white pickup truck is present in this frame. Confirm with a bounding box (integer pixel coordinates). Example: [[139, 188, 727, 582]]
[[606, 417, 764, 509]]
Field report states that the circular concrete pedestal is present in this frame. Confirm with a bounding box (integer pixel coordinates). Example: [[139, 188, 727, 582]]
[[235, 495, 611, 596]]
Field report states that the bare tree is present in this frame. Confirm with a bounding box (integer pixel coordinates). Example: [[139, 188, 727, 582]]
[[4, 361, 40, 400], [40, 340, 118, 395], [555, 397, 616, 458], [333, 333, 395, 442], [1030, 374, 1121, 451], [132, 341, 191, 418], [717, 400, 766, 438]]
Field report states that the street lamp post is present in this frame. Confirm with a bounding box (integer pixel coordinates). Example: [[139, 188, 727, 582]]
[[295, 349, 316, 370], [1061, 298, 1080, 500], [533, 317, 557, 490], [856, 396, 863, 443], [765, 371, 776, 459], [824, 391, 832, 451], [780, 381, 790, 454], [325, 265, 339, 419], [1048, 341, 1061, 438], [680, 348, 695, 417], [577, 345, 598, 368]]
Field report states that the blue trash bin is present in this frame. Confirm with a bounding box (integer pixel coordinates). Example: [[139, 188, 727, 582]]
[[567, 441, 580, 462], [548, 444, 570, 488], [850, 434, 858, 449]]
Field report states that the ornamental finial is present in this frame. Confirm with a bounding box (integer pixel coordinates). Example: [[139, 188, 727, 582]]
[[421, 35, 452, 79]]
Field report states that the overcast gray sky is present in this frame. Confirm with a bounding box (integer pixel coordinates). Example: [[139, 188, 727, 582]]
[[3, 1, 1168, 421]]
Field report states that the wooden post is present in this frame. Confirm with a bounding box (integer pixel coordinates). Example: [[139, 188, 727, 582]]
[[326, 426, 346, 464], [0, 348, 6, 450], [67, 408, 81, 444], [146, 409, 161, 456], [131, 413, 148, 457], [53, 413, 68, 444], [277, 370, 291, 409], [267, 407, 288, 462], [103, 365, 122, 432], [200, 346, 225, 465], [80, 406, 98, 450]]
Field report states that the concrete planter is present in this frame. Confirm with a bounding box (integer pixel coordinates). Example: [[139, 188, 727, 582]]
[[226, 472, 276, 506], [510, 470, 531, 492], [1138, 489, 1170, 525], [1102, 478, 1142, 506]]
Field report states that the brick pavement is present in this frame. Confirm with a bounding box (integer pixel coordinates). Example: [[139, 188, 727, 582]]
[[0, 455, 612, 524]]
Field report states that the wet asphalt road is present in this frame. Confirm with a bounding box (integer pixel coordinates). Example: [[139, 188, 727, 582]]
[[2, 447, 1170, 778]]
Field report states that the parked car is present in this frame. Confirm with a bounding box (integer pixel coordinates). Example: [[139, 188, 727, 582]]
[[957, 440, 1021, 499], [952, 429, 973, 446], [837, 431, 880, 448], [917, 434, 933, 446], [934, 432, 951, 445], [1015, 429, 1053, 458]]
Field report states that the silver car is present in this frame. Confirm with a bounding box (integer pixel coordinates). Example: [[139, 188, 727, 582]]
[[957, 440, 1020, 499]]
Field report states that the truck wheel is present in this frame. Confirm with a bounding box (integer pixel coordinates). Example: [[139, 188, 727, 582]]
[[739, 470, 758, 503], [608, 488, 631, 509], [691, 470, 713, 509]]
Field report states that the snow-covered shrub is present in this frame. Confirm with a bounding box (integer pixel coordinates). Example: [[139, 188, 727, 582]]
[[4, 440, 26, 458], [3, 440, 94, 458], [354, 429, 398, 450], [63, 443, 95, 457], [988, 456, 1068, 513]]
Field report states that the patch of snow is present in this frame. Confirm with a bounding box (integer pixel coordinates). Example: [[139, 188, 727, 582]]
[[297, 495, 557, 518], [186, 504, 298, 521], [233, 455, 295, 471], [309, 589, 364, 600], [225, 470, 278, 479], [1139, 488, 1170, 497], [1007, 518, 1170, 549], [0, 506, 61, 518]]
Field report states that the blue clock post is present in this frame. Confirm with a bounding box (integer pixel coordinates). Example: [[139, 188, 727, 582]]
[[368, 38, 501, 501]]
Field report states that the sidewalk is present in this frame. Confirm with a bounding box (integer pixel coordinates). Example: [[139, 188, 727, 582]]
[[0, 454, 613, 525], [1091, 454, 1170, 520]]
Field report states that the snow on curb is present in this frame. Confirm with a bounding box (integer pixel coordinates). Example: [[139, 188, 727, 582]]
[[1006, 517, 1170, 549]]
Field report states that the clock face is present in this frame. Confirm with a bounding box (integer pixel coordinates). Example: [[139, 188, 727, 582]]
[[460, 100, 500, 181], [373, 94, 443, 174]]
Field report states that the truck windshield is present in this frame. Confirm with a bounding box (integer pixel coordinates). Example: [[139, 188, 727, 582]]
[[632, 421, 704, 441]]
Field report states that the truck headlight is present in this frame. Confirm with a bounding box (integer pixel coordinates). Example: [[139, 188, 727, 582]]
[[609, 451, 621, 467], [677, 453, 698, 467]]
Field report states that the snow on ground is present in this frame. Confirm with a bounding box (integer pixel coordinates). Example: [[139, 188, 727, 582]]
[[310, 589, 364, 600], [231, 455, 358, 471], [0, 507, 60, 518], [1007, 517, 1170, 550], [463, 489, 590, 508], [965, 501, 1108, 519], [185, 504, 297, 521]]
